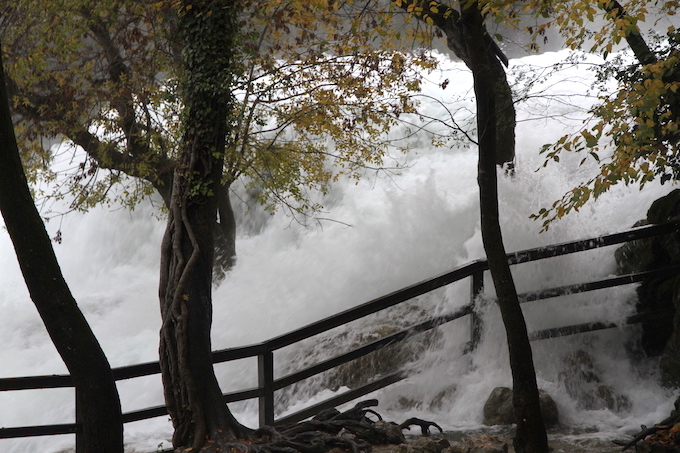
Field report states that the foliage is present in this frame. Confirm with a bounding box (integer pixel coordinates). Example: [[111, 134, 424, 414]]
[[1, 0, 175, 215], [0, 0, 436, 224], [231, 50, 435, 214], [518, 1, 680, 229]]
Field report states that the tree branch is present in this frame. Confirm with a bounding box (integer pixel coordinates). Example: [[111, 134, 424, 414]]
[[601, 0, 657, 65]]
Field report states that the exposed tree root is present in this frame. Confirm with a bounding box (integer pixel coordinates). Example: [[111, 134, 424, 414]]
[[399, 418, 443, 436], [173, 399, 441, 453], [615, 412, 680, 451]]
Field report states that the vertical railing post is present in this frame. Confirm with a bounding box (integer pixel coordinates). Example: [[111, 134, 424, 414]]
[[467, 269, 485, 352], [258, 350, 275, 427], [75, 388, 83, 453]]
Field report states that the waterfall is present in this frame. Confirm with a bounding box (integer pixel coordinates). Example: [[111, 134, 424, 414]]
[[0, 50, 676, 452]]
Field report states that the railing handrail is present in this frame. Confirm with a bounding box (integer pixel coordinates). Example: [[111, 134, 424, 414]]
[[1, 219, 678, 444]]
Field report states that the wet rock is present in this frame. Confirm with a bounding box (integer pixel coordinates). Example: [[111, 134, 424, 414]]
[[614, 190, 680, 374], [558, 350, 630, 411], [660, 280, 680, 387], [483, 387, 514, 426], [397, 437, 450, 453], [442, 435, 508, 453], [373, 421, 407, 445], [482, 386, 558, 427], [636, 441, 680, 453], [388, 385, 457, 412], [559, 350, 631, 412], [280, 302, 441, 397], [429, 385, 457, 411], [441, 441, 469, 453]]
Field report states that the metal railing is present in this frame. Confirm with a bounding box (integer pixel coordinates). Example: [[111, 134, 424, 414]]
[[1, 220, 678, 449]]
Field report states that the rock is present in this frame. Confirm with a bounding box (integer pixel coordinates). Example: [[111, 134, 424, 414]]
[[441, 442, 469, 453], [483, 387, 514, 426], [614, 189, 680, 385], [661, 280, 680, 387], [429, 385, 457, 411], [592, 384, 632, 412], [373, 421, 406, 445], [614, 219, 654, 275], [397, 437, 450, 453], [540, 391, 560, 426], [482, 386, 558, 427], [559, 350, 631, 412], [442, 435, 508, 453], [396, 396, 423, 410], [279, 301, 441, 395]]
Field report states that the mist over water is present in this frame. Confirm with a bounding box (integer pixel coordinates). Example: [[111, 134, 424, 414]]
[[1, 50, 678, 452]]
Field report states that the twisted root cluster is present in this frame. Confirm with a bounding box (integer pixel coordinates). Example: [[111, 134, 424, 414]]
[[227, 400, 442, 453]]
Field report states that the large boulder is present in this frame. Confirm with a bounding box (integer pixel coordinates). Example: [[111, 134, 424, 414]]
[[482, 386, 559, 427], [614, 189, 680, 385]]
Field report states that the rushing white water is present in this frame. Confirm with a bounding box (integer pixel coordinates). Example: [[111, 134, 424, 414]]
[[1, 50, 678, 452]]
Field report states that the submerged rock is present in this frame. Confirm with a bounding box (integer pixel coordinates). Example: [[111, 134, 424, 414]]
[[559, 350, 631, 412]]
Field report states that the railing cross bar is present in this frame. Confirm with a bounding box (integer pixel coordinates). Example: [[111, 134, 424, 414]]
[[0, 220, 678, 448]]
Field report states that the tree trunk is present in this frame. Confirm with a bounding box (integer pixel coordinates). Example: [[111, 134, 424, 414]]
[[420, 0, 515, 167], [0, 46, 123, 453], [600, 1, 657, 66], [461, 4, 549, 453], [158, 2, 250, 450], [491, 57, 515, 168]]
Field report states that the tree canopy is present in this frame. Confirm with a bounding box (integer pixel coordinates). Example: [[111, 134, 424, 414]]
[[0, 0, 440, 277], [1, 0, 434, 216], [521, 0, 680, 228]]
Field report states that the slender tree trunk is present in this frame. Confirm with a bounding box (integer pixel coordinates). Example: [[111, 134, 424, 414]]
[[0, 46, 123, 453], [158, 2, 250, 450], [461, 4, 549, 453], [415, 0, 515, 167], [491, 56, 515, 168]]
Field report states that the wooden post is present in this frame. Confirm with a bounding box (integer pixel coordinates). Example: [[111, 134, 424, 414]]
[[75, 388, 83, 453], [258, 351, 275, 427]]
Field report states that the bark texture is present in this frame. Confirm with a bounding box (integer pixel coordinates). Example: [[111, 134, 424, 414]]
[[461, 4, 549, 453], [158, 1, 249, 450], [0, 46, 123, 453]]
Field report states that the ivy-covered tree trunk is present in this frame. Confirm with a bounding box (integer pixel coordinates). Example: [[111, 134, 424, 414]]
[[158, 1, 250, 450], [0, 47, 123, 453], [461, 4, 549, 453]]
